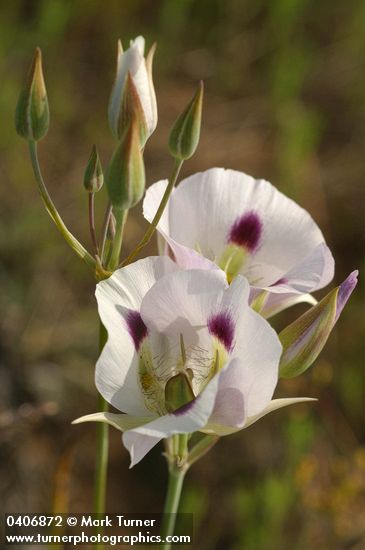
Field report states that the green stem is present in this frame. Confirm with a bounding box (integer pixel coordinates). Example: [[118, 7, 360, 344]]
[[99, 202, 112, 266], [88, 193, 99, 256], [93, 322, 109, 550], [121, 159, 183, 267], [28, 140, 96, 270], [108, 209, 127, 270], [178, 433, 189, 461], [160, 465, 186, 550]]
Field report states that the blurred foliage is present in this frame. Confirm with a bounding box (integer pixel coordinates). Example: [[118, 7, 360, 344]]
[[1, 0, 365, 548]]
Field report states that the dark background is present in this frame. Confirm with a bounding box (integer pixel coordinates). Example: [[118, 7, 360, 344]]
[[1, 1, 365, 548]]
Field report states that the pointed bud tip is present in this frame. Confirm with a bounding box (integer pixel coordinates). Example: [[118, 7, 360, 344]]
[[335, 269, 359, 322], [83, 144, 104, 193], [15, 46, 49, 141], [169, 81, 204, 160]]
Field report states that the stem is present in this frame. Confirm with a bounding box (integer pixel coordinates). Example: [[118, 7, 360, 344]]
[[161, 465, 186, 550], [108, 209, 127, 270], [28, 140, 96, 270], [99, 202, 112, 265], [88, 193, 99, 256], [121, 159, 183, 267], [93, 321, 109, 550]]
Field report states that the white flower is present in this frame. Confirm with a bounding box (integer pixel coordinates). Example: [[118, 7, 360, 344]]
[[73, 257, 312, 466], [143, 168, 335, 317], [108, 36, 157, 140]]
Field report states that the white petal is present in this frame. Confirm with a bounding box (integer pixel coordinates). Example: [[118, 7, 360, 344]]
[[244, 397, 317, 428], [109, 36, 157, 137], [143, 179, 170, 235], [108, 44, 143, 137], [123, 373, 220, 467], [144, 168, 333, 293], [130, 36, 145, 56], [95, 257, 177, 416], [259, 243, 335, 294], [222, 277, 283, 416], [140, 268, 228, 336], [122, 432, 162, 468], [144, 180, 216, 270], [250, 288, 317, 319], [207, 358, 253, 430]]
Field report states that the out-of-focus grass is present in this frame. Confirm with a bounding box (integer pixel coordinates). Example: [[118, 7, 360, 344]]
[[1, 1, 364, 548]]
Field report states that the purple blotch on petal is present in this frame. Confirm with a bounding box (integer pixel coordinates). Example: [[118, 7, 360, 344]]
[[228, 211, 262, 252], [208, 311, 235, 351], [335, 270, 358, 322], [126, 310, 148, 351]]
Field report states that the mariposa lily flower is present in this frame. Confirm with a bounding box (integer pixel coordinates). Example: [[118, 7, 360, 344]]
[[143, 168, 335, 317], [73, 257, 313, 466], [108, 36, 157, 142]]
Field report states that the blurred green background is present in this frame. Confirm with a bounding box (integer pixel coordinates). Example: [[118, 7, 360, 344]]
[[1, 0, 365, 548]]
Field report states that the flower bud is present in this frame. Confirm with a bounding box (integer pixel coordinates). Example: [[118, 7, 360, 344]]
[[169, 81, 203, 160], [165, 372, 195, 414], [108, 37, 157, 143], [15, 48, 49, 141], [279, 271, 358, 378], [118, 72, 149, 146], [83, 145, 104, 193], [106, 118, 145, 210]]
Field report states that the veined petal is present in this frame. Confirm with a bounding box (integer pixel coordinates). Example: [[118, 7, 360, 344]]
[[123, 372, 220, 467], [95, 257, 178, 415]]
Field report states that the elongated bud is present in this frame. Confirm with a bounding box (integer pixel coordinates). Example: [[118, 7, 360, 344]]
[[109, 37, 157, 142], [169, 81, 203, 160], [15, 48, 49, 141], [279, 271, 358, 378], [165, 372, 195, 413], [83, 145, 103, 193], [118, 72, 148, 146], [106, 119, 145, 210]]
